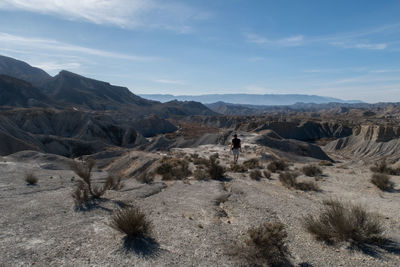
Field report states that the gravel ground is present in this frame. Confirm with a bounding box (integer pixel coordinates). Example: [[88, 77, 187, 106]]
[[1, 133, 400, 266]]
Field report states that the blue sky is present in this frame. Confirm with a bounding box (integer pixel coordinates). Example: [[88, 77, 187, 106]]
[[0, 0, 400, 102]]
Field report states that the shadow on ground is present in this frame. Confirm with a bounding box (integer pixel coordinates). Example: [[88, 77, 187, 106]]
[[123, 236, 160, 258], [349, 238, 400, 259]]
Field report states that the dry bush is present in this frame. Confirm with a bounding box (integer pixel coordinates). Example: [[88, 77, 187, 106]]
[[295, 181, 320, 192], [250, 170, 262, 181], [319, 160, 333, 166], [156, 157, 192, 180], [304, 200, 384, 245], [243, 158, 260, 169], [245, 222, 290, 266], [25, 172, 38, 185], [370, 160, 400, 175], [263, 170, 271, 179], [105, 174, 123, 190], [110, 207, 152, 238], [279, 171, 298, 188], [302, 165, 323, 177], [71, 180, 89, 206], [267, 160, 288, 173], [193, 157, 210, 167], [137, 172, 154, 184], [371, 173, 394, 191], [194, 167, 209, 181], [229, 164, 248, 173], [208, 155, 225, 180]]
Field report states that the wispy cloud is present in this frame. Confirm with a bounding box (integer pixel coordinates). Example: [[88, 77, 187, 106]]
[[0, 0, 209, 33], [0, 32, 158, 61], [155, 79, 186, 85], [246, 33, 304, 46]]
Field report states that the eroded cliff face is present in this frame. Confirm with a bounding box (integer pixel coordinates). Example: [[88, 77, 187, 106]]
[[324, 124, 400, 160]]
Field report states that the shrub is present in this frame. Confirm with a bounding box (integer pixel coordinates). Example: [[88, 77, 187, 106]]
[[156, 157, 192, 180], [371, 173, 394, 191], [278, 171, 298, 188], [370, 160, 400, 175], [263, 170, 271, 179], [295, 181, 320, 192], [110, 207, 152, 238], [208, 155, 225, 180], [194, 167, 209, 181], [25, 172, 38, 185], [245, 222, 290, 266], [105, 174, 123, 190], [304, 200, 383, 245], [193, 157, 210, 167], [249, 170, 262, 181], [319, 160, 333, 166], [302, 165, 323, 177], [267, 160, 288, 173], [136, 172, 154, 184], [229, 164, 248, 173], [243, 158, 260, 169]]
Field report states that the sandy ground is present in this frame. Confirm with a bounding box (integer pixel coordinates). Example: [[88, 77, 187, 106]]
[[1, 132, 400, 266]]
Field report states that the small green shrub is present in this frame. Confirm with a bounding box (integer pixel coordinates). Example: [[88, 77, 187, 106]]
[[249, 170, 262, 181], [156, 157, 192, 180], [263, 170, 271, 179], [267, 160, 288, 173], [208, 155, 225, 180], [110, 207, 152, 238], [371, 173, 394, 191], [25, 173, 38, 185], [243, 158, 260, 169], [304, 200, 383, 244], [245, 222, 290, 266], [302, 165, 323, 177], [194, 167, 209, 181], [278, 171, 298, 188]]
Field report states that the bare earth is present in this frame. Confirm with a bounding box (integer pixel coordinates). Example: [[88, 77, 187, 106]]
[[1, 132, 400, 267]]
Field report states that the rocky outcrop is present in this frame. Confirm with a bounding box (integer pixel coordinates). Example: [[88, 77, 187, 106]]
[[325, 124, 400, 159]]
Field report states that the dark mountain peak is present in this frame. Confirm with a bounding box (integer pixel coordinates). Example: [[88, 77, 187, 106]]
[[0, 55, 52, 86]]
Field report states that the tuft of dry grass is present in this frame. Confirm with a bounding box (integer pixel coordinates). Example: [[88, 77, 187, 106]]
[[25, 172, 38, 185], [263, 170, 271, 179], [370, 160, 400, 175], [371, 173, 394, 191], [110, 207, 152, 238], [208, 155, 225, 180], [302, 165, 323, 177], [245, 221, 291, 266], [267, 160, 288, 173], [243, 158, 260, 169], [249, 170, 262, 181], [319, 160, 333, 166], [279, 171, 320, 191], [304, 200, 384, 245]]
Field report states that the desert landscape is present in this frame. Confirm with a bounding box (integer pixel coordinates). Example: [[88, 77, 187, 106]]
[[0, 55, 400, 266]]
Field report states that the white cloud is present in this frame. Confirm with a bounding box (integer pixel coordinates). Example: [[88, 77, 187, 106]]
[[31, 62, 81, 72], [246, 33, 304, 46], [0, 32, 158, 61], [155, 79, 186, 85], [0, 0, 208, 32]]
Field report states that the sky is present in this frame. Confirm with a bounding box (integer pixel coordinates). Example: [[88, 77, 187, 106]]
[[0, 0, 400, 103]]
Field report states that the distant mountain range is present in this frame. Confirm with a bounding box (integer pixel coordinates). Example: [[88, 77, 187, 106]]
[[140, 94, 362, 106]]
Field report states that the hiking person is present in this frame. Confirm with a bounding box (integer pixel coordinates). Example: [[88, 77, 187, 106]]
[[230, 134, 241, 164]]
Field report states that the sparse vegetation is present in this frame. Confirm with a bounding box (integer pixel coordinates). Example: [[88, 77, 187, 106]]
[[319, 160, 333, 166], [245, 221, 290, 266], [249, 170, 262, 181], [267, 160, 288, 173], [229, 164, 248, 173], [194, 167, 209, 181], [302, 164, 323, 177], [156, 157, 192, 180], [136, 172, 154, 184], [279, 171, 319, 191], [263, 170, 271, 179], [110, 207, 152, 238], [370, 160, 400, 175], [25, 172, 38, 185], [371, 173, 394, 191], [243, 158, 260, 169], [208, 155, 225, 180], [304, 200, 384, 245], [70, 159, 117, 207]]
